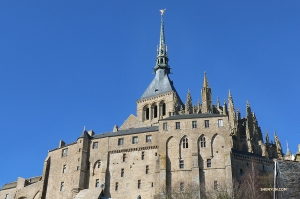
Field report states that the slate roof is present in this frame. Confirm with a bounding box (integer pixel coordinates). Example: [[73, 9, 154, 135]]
[[277, 161, 300, 198], [1, 181, 17, 190], [93, 126, 159, 139], [140, 69, 176, 99], [160, 113, 227, 121], [78, 129, 91, 139]]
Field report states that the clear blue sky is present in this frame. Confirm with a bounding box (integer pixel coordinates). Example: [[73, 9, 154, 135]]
[[1, 1, 299, 186]]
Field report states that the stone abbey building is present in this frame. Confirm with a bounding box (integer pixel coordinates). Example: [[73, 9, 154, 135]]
[[0, 11, 284, 199]]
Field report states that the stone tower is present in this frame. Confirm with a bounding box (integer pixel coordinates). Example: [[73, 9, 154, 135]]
[[136, 10, 183, 125]]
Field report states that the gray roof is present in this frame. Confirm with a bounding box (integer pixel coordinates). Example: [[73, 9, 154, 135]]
[[160, 113, 227, 121], [78, 130, 91, 139], [140, 69, 176, 99], [1, 181, 17, 190], [93, 126, 159, 139]]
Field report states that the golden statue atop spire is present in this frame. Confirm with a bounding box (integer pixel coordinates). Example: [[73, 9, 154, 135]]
[[160, 8, 166, 15]]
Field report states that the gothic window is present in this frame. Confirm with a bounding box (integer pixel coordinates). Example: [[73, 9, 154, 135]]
[[182, 137, 188, 148], [118, 138, 124, 146], [176, 122, 180, 129], [205, 120, 209, 128], [132, 136, 138, 144], [146, 165, 149, 174], [200, 137, 206, 147], [162, 103, 166, 116], [153, 105, 158, 118], [143, 106, 150, 120], [218, 119, 223, 127], [93, 142, 98, 149], [179, 160, 184, 169], [207, 159, 211, 167], [192, 121, 197, 128], [60, 182, 64, 191]]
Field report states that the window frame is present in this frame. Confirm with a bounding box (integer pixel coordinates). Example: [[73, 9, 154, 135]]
[[192, 121, 197, 128], [180, 182, 184, 191], [122, 153, 126, 162], [163, 122, 168, 131], [62, 148, 68, 157], [179, 160, 184, 169], [115, 182, 119, 191], [175, 122, 180, 129], [146, 165, 149, 174], [204, 120, 209, 128], [218, 119, 223, 127], [118, 138, 124, 146], [207, 159, 211, 168], [60, 182, 64, 191], [62, 164, 66, 173], [200, 137, 206, 148], [121, 168, 124, 177], [138, 180, 141, 189], [132, 136, 138, 144], [95, 179, 99, 188], [93, 142, 98, 149], [182, 137, 188, 148], [141, 151, 145, 160], [146, 135, 152, 143], [214, 181, 218, 190]]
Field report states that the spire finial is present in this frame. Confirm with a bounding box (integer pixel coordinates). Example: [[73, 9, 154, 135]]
[[84, 126, 86, 131], [203, 72, 209, 88], [160, 8, 166, 15]]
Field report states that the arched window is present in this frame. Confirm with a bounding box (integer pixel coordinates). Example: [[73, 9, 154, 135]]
[[182, 137, 188, 148], [200, 137, 206, 148], [97, 161, 101, 168], [153, 105, 158, 118], [143, 105, 150, 120]]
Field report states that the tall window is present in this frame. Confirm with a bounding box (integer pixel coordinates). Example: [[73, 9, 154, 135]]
[[62, 165, 66, 173], [95, 179, 99, 187], [214, 181, 218, 190], [60, 182, 64, 191], [62, 148, 68, 157], [146, 165, 149, 174], [205, 120, 209, 128], [162, 103, 166, 116], [146, 135, 152, 142], [218, 119, 223, 127], [182, 137, 188, 148], [115, 182, 118, 191], [153, 105, 158, 118], [163, 123, 168, 131], [132, 136, 138, 144], [93, 142, 98, 149], [192, 121, 197, 128], [179, 160, 184, 169], [5, 194, 9, 199], [118, 138, 124, 146], [138, 180, 141, 189], [97, 161, 101, 168], [180, 182, 184, 191], [121, 168, 124, 177], [176, 122, 180, 129], [123, 154, 126, 162], [145, 107, 149, 120], [200, 137, 206, 147], [141, 151, 145, 160], [207, 159, 211, 168]]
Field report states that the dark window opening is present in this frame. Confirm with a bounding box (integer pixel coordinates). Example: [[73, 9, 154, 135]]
[[205, 120, 209, 128], [138, 180, 141, 189], [214, 181, 218, 190], [121, 168, 124, 177], [154, 105, 158, 118], [207, 159, 211, 167], [141, 151, 145, 160], [162, 103, 166, 116], [183, 137, 188, 148], [145, 108, 149, 120], [179, 160, 184, 169], [200, 137, 206, 147]]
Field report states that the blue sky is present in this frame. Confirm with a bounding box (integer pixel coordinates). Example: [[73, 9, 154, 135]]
[[0, 1, 299, 186]]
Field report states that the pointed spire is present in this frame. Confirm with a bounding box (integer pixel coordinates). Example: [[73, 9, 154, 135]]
[[154, 9, 170, 74], [223, 99, 227, 115], [203, 72, 209, 88], [185, 89, 192, 114], [265, 130, 269, 144], [217, 97, 220, 107]]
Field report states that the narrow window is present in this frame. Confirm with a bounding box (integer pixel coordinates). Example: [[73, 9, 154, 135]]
[[214, 181, 218, 190], [123, 154, 126, 162], [138, 180, 141, 189], [87, 162, 90, 170], [176, 122, 180, 129], [146, 165, 149, 174], [132, 136, 138, 144], [137, 195, 141, 199], [218, 119, 223, 127], [154, 105, 158, 118], [163, 122, 168, 131], [115, 182, 118, 191], [78, 148, 81, 152], [118, 138, 124, 146], [240, 169, 243, 175], [146, 135, 152, 142], [60, 182, 64, 191], [179, 160, 184, 169], [205, 120, 209, 128], [62, 165, 66, 173], [200, 137, 206, 147], [145, 108, 149, 120], [152, 182, 154, 187], [97, 161, 101, 168], [162, 103, 166, 116], [141, 151, 145, 160], [121, 168, 124, 177], [93, 142, 98, 149], [77, 166, 80, 170], [207, 159, 211, 167], [78, 158, 80, 161], [192, 121, 197, 128], [95, 179, 99, 187], [180, 182, 184, 191], [5, 194, 9, 199], [182, 137, 188, 148], [62, 148, 68, 157]]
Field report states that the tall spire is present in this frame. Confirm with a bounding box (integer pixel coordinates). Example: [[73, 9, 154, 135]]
[[201, 72, 213, 113], [203, 72, 209, 88], [154, 9, 170, 74]]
